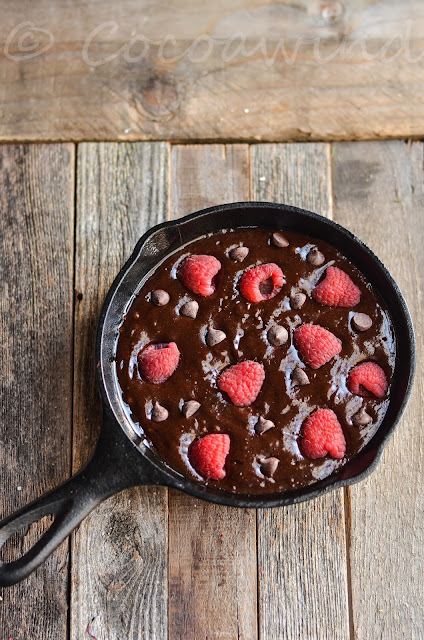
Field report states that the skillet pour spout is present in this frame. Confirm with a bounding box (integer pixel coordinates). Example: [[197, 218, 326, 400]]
[[0, 202, 415, 586]]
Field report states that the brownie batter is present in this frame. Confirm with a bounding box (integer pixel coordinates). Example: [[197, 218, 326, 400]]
[[116, 228, 395, 494]]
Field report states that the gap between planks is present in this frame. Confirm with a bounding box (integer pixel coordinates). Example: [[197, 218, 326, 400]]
[[66, 142, 80, 640]]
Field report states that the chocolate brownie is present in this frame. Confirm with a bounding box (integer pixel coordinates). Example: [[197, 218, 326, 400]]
[[116, 228, 395, 494]]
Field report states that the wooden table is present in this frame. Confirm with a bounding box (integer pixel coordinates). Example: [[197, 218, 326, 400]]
[[0, 0, 424, 142], [1, 2, 423, 639], [1, 140, 422, 640]]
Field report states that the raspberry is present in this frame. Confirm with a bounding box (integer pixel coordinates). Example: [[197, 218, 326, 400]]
[[312, 266, 361, 308], [138, 342, 180, 384], [179, 254, 221, 296], [300, 409, 346, 460], [294, 324, 342, 369], [218, 361, 265, 407], [347, 362, 388, 398], [189, 434, 230, 480], [240, 263, 285, 303]]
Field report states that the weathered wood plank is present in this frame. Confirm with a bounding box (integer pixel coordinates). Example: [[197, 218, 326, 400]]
[[0, 1, 424, 142], [0, 145, 74, 639], [171, 144, 250, 213], [71, 142, 169, 640], [168, 144, 258, 640], [332, 140, 424, 640], [251, 143, 350, 640]]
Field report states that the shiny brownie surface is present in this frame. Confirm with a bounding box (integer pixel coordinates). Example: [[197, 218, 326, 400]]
[[116, 228, 395, 494]]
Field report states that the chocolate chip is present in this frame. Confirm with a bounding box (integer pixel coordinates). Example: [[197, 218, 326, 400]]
[[206, 328, 226, 346], [271, 232, 289, 248], [229, 246, 249, 262], [180, 300, 199, 318], [352, 407, 372, 427], [267, 325, 288, 346], [151, 289, 170, 306], [352, 313, 373, 332], [292, 367, 310, 387], [290, 292, 306, 309], [255, 416, 275, 435], [151, 401, 168, 422], [307, 248, 325, 266], [182, 400, 201, 418], [260, 457, 279, 478]]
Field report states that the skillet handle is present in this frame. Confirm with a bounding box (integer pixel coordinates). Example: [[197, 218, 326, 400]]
[[0, 410, 158, 587]]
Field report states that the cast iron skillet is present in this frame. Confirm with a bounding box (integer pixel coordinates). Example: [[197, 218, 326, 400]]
[[0, 202, 416, 586]]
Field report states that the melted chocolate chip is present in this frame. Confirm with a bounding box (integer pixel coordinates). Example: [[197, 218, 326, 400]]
[[292, 367, 310, 387], [151, 289, 170, 306], [290, 292, 306, 309], [229, 246, 249, 262], [255, 416, 275, 435], [267, 325, 288, 346], [352, 407, 372, 426], [271, 232, 289, 248], [151, 401, 168, 422], [307, 248, 325, 266], [352, 313, 373, 332], [260, 457, 279, 478], [183, 400, 201, 418], [180, 300, 199, 318], [206, 328, 226, 346]]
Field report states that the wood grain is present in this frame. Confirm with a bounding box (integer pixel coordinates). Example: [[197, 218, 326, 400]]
[[168, 144, 258, 640], [250, 143, 350, 640], [71, 142, 169, 640], [0, 145, 74, 639], [2, 139, 422, 640], [332, 140, 424, 640], [1, 1, 424, 142], [171, 144, 250, 214]]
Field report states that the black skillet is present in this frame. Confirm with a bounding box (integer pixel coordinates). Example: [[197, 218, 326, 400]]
[[0, 202, 416, 586]]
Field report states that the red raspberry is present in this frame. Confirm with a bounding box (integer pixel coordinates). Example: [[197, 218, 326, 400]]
[[294, 324, 342, 369], [189, 434, 230, 480], [312, 266, 361, 308], [301, 409, 346, 460], [218, 360, 265, 407], [138, 342, 180, 384], [347, 362, 388, 398], [240, 263, 285, 303], [179, 254, 221, 296]]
